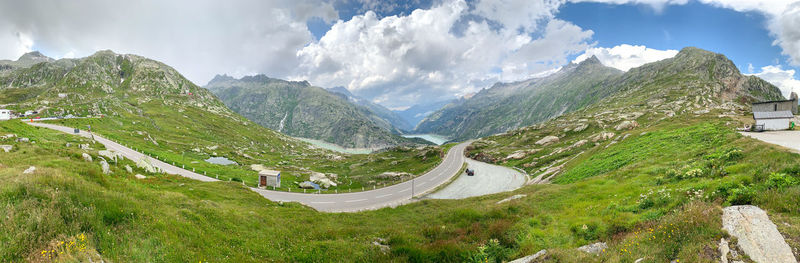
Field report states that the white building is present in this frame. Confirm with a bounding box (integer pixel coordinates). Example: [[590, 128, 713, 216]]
[[0, 109, 12, 120], [753, 111, 794, 131], [258, 170, 281, 188]]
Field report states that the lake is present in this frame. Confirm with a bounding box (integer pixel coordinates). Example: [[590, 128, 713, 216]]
[[296, 137, 376, 154], [205, 156, 237, 165], [402, 134, 450, 145]]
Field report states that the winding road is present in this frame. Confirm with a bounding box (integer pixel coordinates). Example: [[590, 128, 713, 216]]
[[27, 122, 469, 212]]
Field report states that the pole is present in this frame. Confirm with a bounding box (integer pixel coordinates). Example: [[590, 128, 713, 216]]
[[412, 179, 414, 197]]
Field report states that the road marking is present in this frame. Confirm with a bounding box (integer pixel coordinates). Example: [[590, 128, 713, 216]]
[[376, 193, 392, 198], [399, 188, 410, 192], [345, 199, 367, 203], [311, 201, 335, 204]]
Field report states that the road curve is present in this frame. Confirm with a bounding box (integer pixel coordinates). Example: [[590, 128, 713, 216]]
[[27, 121, 468, 212]]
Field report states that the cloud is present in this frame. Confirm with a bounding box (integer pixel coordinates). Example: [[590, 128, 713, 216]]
[[573, 44, 678, 71], [0, 0, 337, 85], [295, 0, 594, 108], [748, 65, 800, 99], [575, 0, 800, 66]]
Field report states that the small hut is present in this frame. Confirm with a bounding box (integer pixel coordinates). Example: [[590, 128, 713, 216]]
[[259, 170, 281, 188]]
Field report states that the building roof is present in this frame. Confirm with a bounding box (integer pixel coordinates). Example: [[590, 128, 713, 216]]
[[753, 110, 794, 119], [752, 99, 795, 105], [258, 169, 280, 176]]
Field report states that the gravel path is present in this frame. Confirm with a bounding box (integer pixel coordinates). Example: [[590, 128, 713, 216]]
[[740, 131, 800, 153], [426, 158, 527, 199]]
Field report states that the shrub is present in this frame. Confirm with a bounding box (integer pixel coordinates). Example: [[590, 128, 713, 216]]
[[683, 168, 704, 179], [727, 186, 755, 205], [766, 173, 799, 190]]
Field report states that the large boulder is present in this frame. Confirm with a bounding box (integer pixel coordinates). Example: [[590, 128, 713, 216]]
[[377, 172, 411, 179], [81, 153, 93, 162], [100, 159, 110, 175], [0, 145, 12, 152], [505, 150, 528, 160], [535, 136, 560, 146], [591, 132, 615, 142], [310, 172, 337, 188], [577, 242, 607, 255], [615, 120, 639, 131], [23, 166, 36, 174], [98, 150, 123, 162], [509, 249, 547, 263], [722, 205, 797, 263], [136, 157, 160, 174]]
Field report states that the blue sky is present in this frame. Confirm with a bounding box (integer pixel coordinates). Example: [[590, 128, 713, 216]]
[[1, 0, 798, 108]]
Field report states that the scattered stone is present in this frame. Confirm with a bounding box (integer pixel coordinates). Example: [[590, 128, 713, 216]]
[[0, 145, 12, 152], [125, 165, 133, 173], [134, 174, 146, 179], [23, 166, 36, 174], [634, 258, 645, 263], [1, 134, 16, 139], [577, 242, 607, 255], [535, 136, 560, 146], [377, 172, 411, 179], [100, 159, 110, 174], [614, 120, 639, 131], [310, 172, 337, 188], [722, 205, 797, 263], [591, 132, 615, 142], [719, 238, 730, 263], [509, 249, 547, 263], [570, 139, 588, 148], [65, 143, 71, 147], [573, 123, 589, 132], [17, 137, 30, 143], [206, 145, 219, 150], [505, 150, 527, 160], [136, 157, 160, 173], [497, 194, 526, 204], [79, 144, 90, 150], [82, 153, 93, 162], [298, 181, 315, 189], [372, 238, 390, 253], [98, 150, 123, 162]]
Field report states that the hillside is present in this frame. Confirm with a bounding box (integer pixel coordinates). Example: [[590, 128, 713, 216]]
[[0, 51, 442, 191], [205, 75, 417, 148], [393, 99, 454, 129], [328, 86, 414, 132], [3, 47, 800, 263], [416, 56, 624, 140]]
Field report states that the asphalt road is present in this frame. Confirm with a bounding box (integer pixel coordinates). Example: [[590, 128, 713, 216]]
[[425, 158, 526, 199], [740, 131, 800, 153], [28, 121, 469, 212]]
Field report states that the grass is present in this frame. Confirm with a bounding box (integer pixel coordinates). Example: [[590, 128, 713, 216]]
[[3, 115, 800, 262]]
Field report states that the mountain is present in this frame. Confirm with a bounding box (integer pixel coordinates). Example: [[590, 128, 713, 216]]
[[0, 51, 56, 72], [205, 75, 416, 148], [416, 56, 624, 140], [327, 86, 414, 132], [393, 99, 454, 129]]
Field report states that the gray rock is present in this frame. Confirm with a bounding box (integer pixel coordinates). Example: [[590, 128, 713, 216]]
[[0, 145, 12, 152], [614, 120, 639, 131], [134, 174, 146, 179], [100, 159, 110, 175], [497, 194, 526, 204], [298, 181, 315, 189], [722, 205, 797, 263], [23, 166, 36, 174], [509, 249, 547, 263], [17, 137, 30, 143], [79, 144, 90, 150], [720, 238, 730, 263], [573, 123, 589, 132], [136, 157, 160, 173], [98, 150, 123, 162], [535, 136, 559, 146], [634, 258, 645, 263], [82, 153, 93, 162], [125, 165, 133, 174], [577, 242, 607, 255]]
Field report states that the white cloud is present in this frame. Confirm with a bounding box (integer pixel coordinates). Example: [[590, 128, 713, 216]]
[[569, 0, 689, 13], [748, 65, 800, 99], [573, 44, 678, 71], [295, 0, 594, 108], [0, 0, 337, 85]]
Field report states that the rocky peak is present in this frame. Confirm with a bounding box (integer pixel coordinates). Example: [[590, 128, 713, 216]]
[[207, 74, 236, 86], [17, 51, 53, 63]]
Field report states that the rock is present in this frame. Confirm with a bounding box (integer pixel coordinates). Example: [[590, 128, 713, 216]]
[[505, 150, 527, 160], [206, 145, 219, 150], [310, 172, 337, 188], [536, 136, 560, 146], [65, 143, 71, 147], [100, 159, 110, 174], [136, 157, 160, 173], [377, 172, 411, 179], [79, 144, 90, 150], [573, 123, 589, 132], [614, 120, 639, 131], [722, 205, 797, 263], [634, 258, 645, 263], [125, 165, 133, 173], [98, 150, 123, 162], [570, 139, 588, 149], [17, 137, 30, 143], [23, 166, 36, 174], [0, 145, 12, 152], [719, 238, 730, 263], [591, 132, 615, 142], [1, 134, 16, 139], [134, 174, 146, 179], [372, 238, 390, 253], [298, 181, 315, 189], [497, 194, 526, 204], [509, 249, 547, 263], [577, 242, 607, 255], [82, 153, 93, 162]]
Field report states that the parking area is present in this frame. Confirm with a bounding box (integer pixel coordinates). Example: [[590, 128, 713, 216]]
[[740, 131, 800, 153], [425, 158, 527, 199]]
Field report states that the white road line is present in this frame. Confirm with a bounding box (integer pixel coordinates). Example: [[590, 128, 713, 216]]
[[399, 188, 411, 193], [345, 199, 367, 203], [311, 201, 335, 204], [375, 193, 392, 198]]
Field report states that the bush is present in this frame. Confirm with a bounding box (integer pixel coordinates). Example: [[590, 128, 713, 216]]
[[727, 186, 755, 205], [766, 173, 799, 190]]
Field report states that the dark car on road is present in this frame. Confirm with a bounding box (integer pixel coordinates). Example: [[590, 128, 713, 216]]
[[466, 169, 475, 176]]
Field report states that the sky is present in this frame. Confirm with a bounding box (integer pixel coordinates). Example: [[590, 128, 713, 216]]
[[1, 0, 799, 110]]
